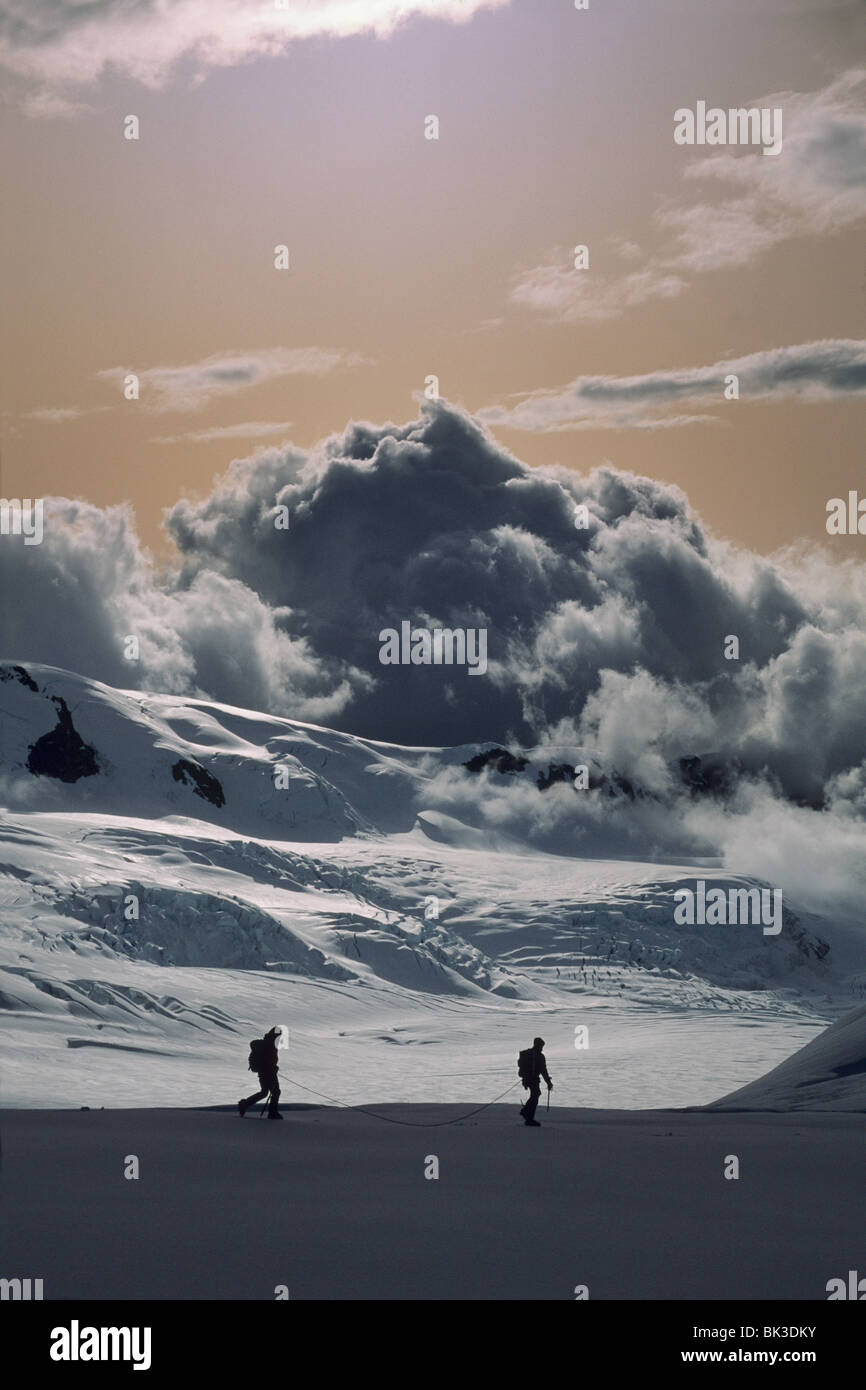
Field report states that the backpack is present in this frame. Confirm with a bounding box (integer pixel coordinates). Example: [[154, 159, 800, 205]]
[[518, 1047, 535, 1085], [248, 1038, 270, 1073]]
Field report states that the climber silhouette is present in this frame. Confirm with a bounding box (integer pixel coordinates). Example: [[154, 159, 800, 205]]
[[518, 1036, 553, 1126], [239, 1026, 282, 1119]]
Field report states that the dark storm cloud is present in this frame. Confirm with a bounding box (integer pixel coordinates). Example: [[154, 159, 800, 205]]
[[3, 402, 865, 814]]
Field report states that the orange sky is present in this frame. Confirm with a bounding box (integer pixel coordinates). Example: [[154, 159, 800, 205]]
[[1, 0, 864, 556]]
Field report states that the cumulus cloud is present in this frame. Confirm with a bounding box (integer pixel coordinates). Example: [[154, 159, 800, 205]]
[[4, 399, 866, 893], [97, 347, 368, 413], [3, 396, 864, 788], [479, 339, 866, 431], [512, 70, 866, 322], [691, 787, 866, 923], [0, 0, 510, 114], [0, 497, 371, 724]]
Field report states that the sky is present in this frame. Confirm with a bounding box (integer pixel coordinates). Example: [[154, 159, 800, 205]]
[[1, 0, 864, 559]]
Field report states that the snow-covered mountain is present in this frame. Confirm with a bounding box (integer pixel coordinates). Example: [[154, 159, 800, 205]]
[[1, 661, 864, 1110]]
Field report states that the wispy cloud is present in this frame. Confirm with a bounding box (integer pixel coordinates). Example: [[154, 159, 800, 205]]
[[0, 0, 510, 115], [152, 420, 294, 446], [511, 70, 866, 323], [663, 69, 866, 272], [25, 406, 110, 423], [462, 317, 506, 336], [97, 346, 370, 413], [510, 259, 686, 324], [479, 339, 866, 432]]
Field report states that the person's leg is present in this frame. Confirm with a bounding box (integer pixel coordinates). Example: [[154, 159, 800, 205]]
[[239, 1081, 267, 1115], [267, 1077, 281, 1117], [244, 1071, 275, 1108], [269, 1073, 283, 1117], [524, 1084, 540, 1122]]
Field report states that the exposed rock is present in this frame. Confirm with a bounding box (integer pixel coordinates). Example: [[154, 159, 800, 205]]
[[0, 663, 39, 693], [462, 747, 529, 775], [171, 758, 225, 808], [26, 697, 99, 782], [537, 762, 576, 791]]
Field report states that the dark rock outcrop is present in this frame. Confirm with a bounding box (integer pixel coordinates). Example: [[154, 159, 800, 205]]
[[171, 758, 225, 808], [536, 762, 577, 791], [462, 747, 529, 775], [0, 663, 39, 693], [27, 697, 99, 782]]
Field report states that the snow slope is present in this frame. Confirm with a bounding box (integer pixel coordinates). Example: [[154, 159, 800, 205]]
[[1, 662, 864, 1110], [709, 1002, 866, 1111]]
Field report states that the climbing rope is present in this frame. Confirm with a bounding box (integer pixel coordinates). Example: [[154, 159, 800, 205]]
[[281, 1073, 523, 1127]]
